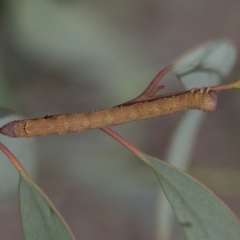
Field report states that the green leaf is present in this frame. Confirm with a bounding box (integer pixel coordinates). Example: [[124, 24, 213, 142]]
[[139, 153, 240, 240], [156, 111, 206, 240], [172, 40, 237, 88], [19, 174, 75, 240], [156, 39, 238, 240]]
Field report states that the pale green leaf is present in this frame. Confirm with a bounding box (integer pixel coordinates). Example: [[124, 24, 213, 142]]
[[172, 40, 237, 88], [140, 153, 240, 240], [157, 40, 237, 240], [19, 175, 75, 240], [156, 111, 206, 240]]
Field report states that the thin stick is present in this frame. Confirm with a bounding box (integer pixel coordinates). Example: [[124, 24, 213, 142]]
[[209, 79, 240, 91]]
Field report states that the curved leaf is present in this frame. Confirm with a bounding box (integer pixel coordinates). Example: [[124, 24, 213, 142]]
[[19, 174, 75, 240], [156, 40, 237, 240], [139, 153, 240, 240], [172, 40, 237, 88]]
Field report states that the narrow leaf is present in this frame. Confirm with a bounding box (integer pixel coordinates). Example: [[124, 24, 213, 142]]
[[156, 111, 206, 240], [157, 39, 237, 240], [139, 153, 240, 240], [19, 174, 75, 240]]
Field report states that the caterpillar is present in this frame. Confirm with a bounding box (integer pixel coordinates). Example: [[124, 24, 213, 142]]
[[0, 90, 218, 138]]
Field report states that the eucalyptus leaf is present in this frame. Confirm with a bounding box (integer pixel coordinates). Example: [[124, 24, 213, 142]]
[[172, 40, 237, 88], [140, 153, 240, 240], [157, 111, 206, 240], [19, 175, 75, 240], [156, 40, 237, 240]]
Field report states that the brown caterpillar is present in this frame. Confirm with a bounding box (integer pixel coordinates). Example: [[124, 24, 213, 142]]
[[0, 90, 218, 138]]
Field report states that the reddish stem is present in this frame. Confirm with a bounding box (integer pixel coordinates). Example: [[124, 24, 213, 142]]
[[0, 142, 28, 176], [101, 127, 142, 157], [140, 65, 172, 97], [117, 65, 172, 107], [210, 79, 240, 91]]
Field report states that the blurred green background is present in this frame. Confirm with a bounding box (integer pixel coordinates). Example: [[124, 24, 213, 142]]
[[0, 1, 240, 240]]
